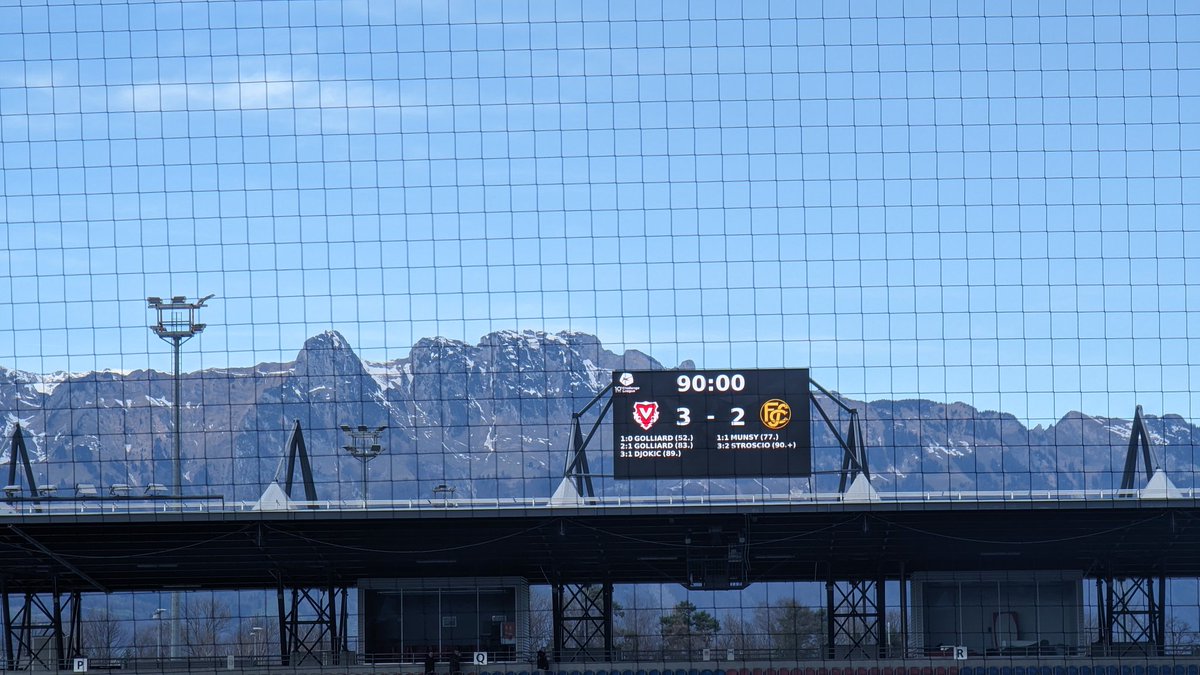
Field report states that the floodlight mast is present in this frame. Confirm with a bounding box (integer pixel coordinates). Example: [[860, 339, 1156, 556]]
[[147, 294, 212, 496], [146, 293, 212, 661], [341, 424, 387, 507]]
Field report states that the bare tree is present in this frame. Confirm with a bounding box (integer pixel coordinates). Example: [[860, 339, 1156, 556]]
[[527, 589, 553, 654], [234, 616, 279, 659], [129, 626, 156, 659], [614, 589, 662, 656], [79, 608, 130, 661], [715, 611, 765, 655], [184, 597, 234, 658], [1166, 615, 1198, 653]]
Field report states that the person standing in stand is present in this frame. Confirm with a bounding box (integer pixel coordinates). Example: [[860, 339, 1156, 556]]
[[424, 650, 437, 674], [536, 648, 549, 672], [449, 649, 462, 675]]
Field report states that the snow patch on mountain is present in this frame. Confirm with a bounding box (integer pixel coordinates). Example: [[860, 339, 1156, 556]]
[[924, 440, 973, 458], [30, 369, 133, 396], [363, 360, 408, 391], [581, 359, 605, 390]]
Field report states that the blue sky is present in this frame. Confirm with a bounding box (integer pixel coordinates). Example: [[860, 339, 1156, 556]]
[[0, 0, 1197, 424]]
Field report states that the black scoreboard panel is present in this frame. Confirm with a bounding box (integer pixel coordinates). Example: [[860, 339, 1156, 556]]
[[612, 369, 811, 479]]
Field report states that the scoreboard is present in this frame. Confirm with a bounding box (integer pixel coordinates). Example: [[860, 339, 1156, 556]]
[[612, 369, 811, 479]]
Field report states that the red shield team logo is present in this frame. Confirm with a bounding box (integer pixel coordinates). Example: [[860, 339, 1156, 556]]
[[633, 402, 660, 431]]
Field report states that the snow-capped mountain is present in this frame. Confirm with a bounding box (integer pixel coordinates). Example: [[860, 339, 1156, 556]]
[[1, 331, 1196, 502]]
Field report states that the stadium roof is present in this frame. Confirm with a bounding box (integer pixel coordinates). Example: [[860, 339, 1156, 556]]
[[1, 496, 1198, 593]]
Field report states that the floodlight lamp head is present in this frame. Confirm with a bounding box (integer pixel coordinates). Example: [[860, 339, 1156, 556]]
[[340, 425, 352, 433], [147, 297, 163, 305]]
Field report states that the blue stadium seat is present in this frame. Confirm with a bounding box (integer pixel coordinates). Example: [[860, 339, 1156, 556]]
[[987, 666, 1000, 675], [999, 667, 1012, 675], [1187, 666, 1198, 675], [700, 670, 713, 675]]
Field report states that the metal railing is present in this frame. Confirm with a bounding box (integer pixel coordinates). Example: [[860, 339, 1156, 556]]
[[0, 487, 1195, 517]]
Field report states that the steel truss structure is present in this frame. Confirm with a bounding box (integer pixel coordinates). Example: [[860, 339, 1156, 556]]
[[826, 579, 885, 659], [276, 583, 348, 666], [1095, 575, 1166, 657], [552, 583, 613, 663], [1, 585, 80, 670]]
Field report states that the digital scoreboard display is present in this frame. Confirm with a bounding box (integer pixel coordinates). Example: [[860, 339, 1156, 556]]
[[612, 369, 811, 479]]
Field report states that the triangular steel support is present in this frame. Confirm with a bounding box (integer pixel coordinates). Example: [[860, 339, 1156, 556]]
[[5, 425, 38, 502], [810, 381, 870, 493], [562, 384, 613, 500], [1120, 405, 1158, 491], [283, 420, 318, 503]]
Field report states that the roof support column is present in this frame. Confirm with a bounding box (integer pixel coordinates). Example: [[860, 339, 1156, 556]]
[[552, 583, 613, 662]]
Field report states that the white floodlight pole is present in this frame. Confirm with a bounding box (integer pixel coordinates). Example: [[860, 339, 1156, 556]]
[[341, 425, 387, 507], [147, 294, 213, 659]]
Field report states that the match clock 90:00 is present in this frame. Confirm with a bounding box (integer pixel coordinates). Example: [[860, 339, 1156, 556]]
[[611, 368, 812, 479]]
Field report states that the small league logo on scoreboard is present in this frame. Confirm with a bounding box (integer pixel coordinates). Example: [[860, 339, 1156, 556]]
[[759, 399, 792, 430], [615, 372, 640, 394], [633, 402, 660, 430]]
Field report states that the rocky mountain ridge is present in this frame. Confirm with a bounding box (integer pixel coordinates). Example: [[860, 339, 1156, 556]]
[[1, 330, 1196, 501]]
